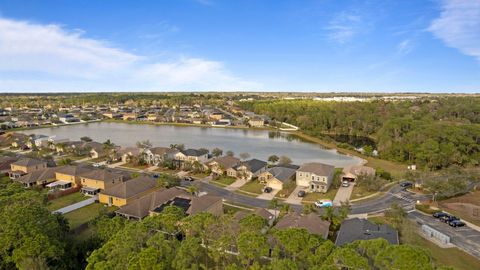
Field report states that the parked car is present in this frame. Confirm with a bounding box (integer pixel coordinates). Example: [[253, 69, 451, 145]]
[[341, 180, 350, 187], [440, 215, 459, 223], [297, 190, 306, 197], [263, 187, 273, 193], [92, 163, 103, 168], [433, 212, 448, 218], [399, 181, 413, 188], [152, 174, 160, 179], [449, 220, 466, 227], [183, 176, 194, 182], [314, 199, 333, 208]]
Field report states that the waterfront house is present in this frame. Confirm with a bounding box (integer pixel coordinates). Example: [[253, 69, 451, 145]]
[[79, 169, 124, 195], [258, 166, 296, 190], [248, 118, 265, 127], [341, 165, 375, 182], [175, 149, 209, 163], [117, 147, 143, 163], [335, 218, 399, 246], [99, 176, 158, 207], [274, 212, 330, 239], [51, 165, 92, 190], [206, 156, 241, 175], [226, 159, 267, 180], [144, 147, 179, 165], [116, 187, 223, 220], [296, 162, 335, 193], [9, 158, 48, 179]]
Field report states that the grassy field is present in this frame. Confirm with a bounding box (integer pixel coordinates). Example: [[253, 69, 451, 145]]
[[211, 176, 236, 187], [154, 167, 179, 175], [350, 185, 377, 200], [368, 216, 480, 270], [63, 203, 116, 229], [302, 188, 338, 203], [47, 192, 87, 211], [238, 180, 263, 195], [120, 162, 150, 170], [191, 172, 210, 179]]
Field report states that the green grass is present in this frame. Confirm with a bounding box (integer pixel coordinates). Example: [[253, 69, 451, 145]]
[[211, 176, 236, 186], [191, 172, 210, 179], [121, 162, 150, 170], [47, 192, 87, 211], [350, 185, 378, 200], [63, 203, 116, 229], [275, 181, 296, 199], [368, 216, 480, 270], [154, 167, 179, 175], [238, 180, 263, 195], [415, 204, 437, 215], [302, 188, 338, 203]]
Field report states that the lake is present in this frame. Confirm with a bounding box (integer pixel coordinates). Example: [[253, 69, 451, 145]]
[[23, 122, 362, 167]]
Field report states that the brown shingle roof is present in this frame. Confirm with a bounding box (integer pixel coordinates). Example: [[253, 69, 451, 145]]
[[101, 176, 157, 199], [79, 169, 123, 182], [15, 168, 57, 184], [298, 162, 335, 176], [209, 156, 240, 169], [11, 158, 46, 167], [150, 147, 178, 156], [186, 195, 222, 215], [274, 213, 330, 238], [55, 165, 91, 176]]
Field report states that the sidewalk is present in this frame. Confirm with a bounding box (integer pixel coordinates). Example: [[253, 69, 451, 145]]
[[53, 195, 98, 214]]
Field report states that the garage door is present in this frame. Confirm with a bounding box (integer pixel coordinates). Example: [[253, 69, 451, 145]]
[[267, 180, 283, 190]]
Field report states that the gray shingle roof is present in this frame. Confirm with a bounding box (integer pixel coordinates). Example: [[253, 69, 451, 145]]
[[335, 218, 399, 246], [15, 168, 57, 184], [235, 159, 267, 173], [274, 213, 330, 239], [267, 166, 297, 182], [79, 169, 123, 182], [298, 162, 335, 176], [11, 158, 46, 167], [181, 148, 208, 157]]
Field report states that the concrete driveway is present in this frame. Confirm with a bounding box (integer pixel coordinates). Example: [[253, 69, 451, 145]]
[[333, 184, 354, 206], [285, 186, 305, 205], [257, 188, 280, 200], [225, 179, 246, 191]]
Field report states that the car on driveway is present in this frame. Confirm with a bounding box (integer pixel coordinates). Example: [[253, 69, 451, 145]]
[[341, 180, 350, 187], [297, 190, 306, 197], [433, 212, 448, 218], [263, 187, 273, 193], [183, 176, 194, 182], [314, 199, 333, 208], [449, 220, 466, 227]]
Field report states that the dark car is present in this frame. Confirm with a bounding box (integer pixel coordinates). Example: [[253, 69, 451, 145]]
[[263, 187, 273, 193], [449, 220, 466, 227], [297, 190, 306, 197], [184, 176, 194, 182], [433, 212, 448, 218], [399, 181, 413, 188], [440, 215, 459, 223], [152, 174, 160, 179]]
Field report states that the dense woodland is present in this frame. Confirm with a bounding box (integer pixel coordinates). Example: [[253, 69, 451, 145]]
[[0, 177, 453, 270], [240, 97, 480, 170]]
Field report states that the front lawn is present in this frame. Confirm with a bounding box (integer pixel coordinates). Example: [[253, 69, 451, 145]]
[[121, 162, 150, 170], [238, 180, 263, 195], [350, 185, 378, 200], [275, 181, 296, 198], [211, 176, 236, 187], [154, 167, 180, 175], [47, 192, 87, 211], [191, 172, 210, 179], [63, 203, 117, 229], [302, 188, 338, 203]]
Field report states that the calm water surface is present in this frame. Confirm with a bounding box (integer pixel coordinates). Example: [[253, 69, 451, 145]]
[[24, 122, 362, 167]]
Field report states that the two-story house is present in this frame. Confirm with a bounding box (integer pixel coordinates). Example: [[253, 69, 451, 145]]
[[175, 149, 209, 163], [99, 176, 159, 207], [9, 158, 47, 179], [144, 147, 179, 165], [296, 162, 335, 193], [206, 155, 240, 175], [227, 159, 268, 180], [79, 169, 124, 196]]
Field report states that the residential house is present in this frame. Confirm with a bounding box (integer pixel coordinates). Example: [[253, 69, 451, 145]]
[[335, 218, 399, 246], [9, 158, 48, 179], [342, 165, 375, 182], [122, 113, 137, 121], [79, 169, 124, 195], [175, 149, 209, 163], [144, 147, 179, 165], [0, 156, 17, 174], [274, 212, 331, 239], [206, 155, 241, 175], [117, 147, 143, 163], [14, 168, 57, 188], [248, 118, 265, 127], [47, 138, 69, 151], [227, 159, 267, 180], [26, 134, 49, 148], [89, 142, 107, 159], [52, 165, 92, 190], [116, 187, 223, 220], [99, 176, 159, 207], [258, 166, 296, 190], [232, 208, 276, 233], [296, 162, 335, 193]]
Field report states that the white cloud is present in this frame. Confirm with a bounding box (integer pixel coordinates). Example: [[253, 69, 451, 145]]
[[0, 17, 258, 91], [397, 39, 413, 55], [429, 0, 480, 61], [326, 12, 364, 44]]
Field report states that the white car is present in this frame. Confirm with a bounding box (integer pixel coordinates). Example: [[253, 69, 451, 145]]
[[314, 199, 333, 208], [92, 162, 103, 168], [341, 181, 350, 187]]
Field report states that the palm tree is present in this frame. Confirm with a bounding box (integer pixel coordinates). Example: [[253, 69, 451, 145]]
[[187, 185, 198, 196]]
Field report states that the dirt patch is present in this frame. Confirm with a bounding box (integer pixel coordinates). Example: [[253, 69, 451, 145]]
[[442, 202, 480, 222]]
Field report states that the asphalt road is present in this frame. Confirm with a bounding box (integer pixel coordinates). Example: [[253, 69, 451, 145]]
[[409, 210, 480, 259]]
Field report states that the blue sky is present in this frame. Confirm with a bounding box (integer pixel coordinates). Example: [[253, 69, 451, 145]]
[[0, 0, 479, 92]]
